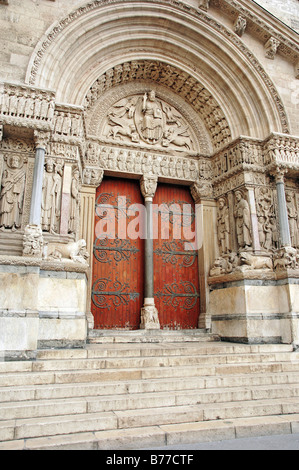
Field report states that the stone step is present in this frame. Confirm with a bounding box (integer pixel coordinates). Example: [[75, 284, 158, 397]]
[[1, 408, 299, 450], [1, 351, 299, 375], [35, 343, 294, 360], [87, 329, 219, 344], [2, 370, 299, 403], [1, 359, 299, 387], [1, 381, 299, 422], [10, 353, 296, 373]]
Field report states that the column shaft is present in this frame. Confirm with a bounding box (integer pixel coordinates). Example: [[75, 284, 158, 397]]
[[29, 147, 45, 225], [276, 180, 291, 247]]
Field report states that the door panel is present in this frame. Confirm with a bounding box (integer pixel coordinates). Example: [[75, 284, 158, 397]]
[[91, 177, 144, 329], [153, 184, 200, 329]]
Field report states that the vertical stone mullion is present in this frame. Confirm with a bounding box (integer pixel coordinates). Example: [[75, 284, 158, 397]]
[[140, 175, 160, 330]]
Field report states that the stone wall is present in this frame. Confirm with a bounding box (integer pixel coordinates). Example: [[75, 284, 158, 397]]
[[254, 0, 299, 32]]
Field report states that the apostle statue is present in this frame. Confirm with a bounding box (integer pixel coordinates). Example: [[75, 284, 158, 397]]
[[286, 192, 299, 248], [217, 197, 230, 255], [0, 155, 26, 231], [69, 169, 80, 235], [41, 158, 62, 233], [234, 190, 252, 250]]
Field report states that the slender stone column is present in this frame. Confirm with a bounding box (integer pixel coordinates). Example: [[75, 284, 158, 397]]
[[140, 175, 160, 330], [23, 131, 50, 258], [273, 168, 291, 247]]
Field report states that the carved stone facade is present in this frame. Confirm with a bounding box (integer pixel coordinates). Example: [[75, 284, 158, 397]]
[[0, 0, 298, 353]]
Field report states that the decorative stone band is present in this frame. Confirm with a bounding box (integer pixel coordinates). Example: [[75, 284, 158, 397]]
[[0, 82, 55, 131]]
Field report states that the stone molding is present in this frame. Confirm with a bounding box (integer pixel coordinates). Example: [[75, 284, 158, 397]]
[[25, 0, 299, 89], [23, 0, 290, 134]]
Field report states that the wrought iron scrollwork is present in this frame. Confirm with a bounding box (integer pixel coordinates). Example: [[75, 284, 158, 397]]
[[92, 277, 140, 310], [154, 240, 197, 268], [94, 237, 139, 264], [155, 280, 200, 311]]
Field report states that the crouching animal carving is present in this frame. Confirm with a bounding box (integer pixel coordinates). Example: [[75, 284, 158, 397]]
[[44, 239, 89, 265], [237, 252, 273, 271]]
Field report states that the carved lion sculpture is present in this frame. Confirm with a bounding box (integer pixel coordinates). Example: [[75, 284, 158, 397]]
[[238, 252, 273, 271], [44, 239, 88, 264]]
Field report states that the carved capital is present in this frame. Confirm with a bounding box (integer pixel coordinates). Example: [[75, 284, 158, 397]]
[[190, 181, 213, 203], [271, 166, 288, 184], [140, 175, 158, 201], [295, 61, 299, 80], [83, 167, 104, 187], [34, 130, 51, 150], [265, 37, 280, 60]]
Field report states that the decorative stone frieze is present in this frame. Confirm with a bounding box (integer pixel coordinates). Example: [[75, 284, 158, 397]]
[[0, 83, 55, 130], [84, 142, 200, 183]]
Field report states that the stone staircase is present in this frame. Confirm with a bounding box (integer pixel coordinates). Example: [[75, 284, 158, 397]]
[[1, 341, 299, 450]]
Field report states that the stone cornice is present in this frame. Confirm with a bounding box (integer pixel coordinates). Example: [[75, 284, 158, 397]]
[[212, 0, 299, 60]]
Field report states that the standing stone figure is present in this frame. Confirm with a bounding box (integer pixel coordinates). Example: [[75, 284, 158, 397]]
[[217, 197, 230, 255], [234, 190, 252, 250], [69, 169, 80, 235], [286, 192, 299, 248], [41, 158, 62, 233], [0, 155, 26, 231]]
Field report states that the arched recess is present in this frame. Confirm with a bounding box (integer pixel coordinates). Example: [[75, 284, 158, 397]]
[[25, 0, 290, 146]]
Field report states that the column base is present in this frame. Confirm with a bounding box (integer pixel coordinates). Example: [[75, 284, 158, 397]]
[[140, 298, 160, 330]]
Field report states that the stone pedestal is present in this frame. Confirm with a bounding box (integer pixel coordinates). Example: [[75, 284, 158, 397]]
[[208, 271, 299, 345], [0, 259, 88, 359]]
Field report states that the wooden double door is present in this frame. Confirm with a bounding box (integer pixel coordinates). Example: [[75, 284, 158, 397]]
[[91, 177, 200, 330]]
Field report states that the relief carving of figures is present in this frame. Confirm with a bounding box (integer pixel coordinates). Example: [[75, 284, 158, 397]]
[[217, 197, 230, 255], [234, 190, 252, 250], [255, 187, 276, 251], [0, 154, 26, 231], [104, 91, 194, 151], [286, 192, 299, 248], [41, 158, 63, 233]]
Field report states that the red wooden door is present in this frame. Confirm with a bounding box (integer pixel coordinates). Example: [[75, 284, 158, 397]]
[[153, 184, 200, 329], [91, 177, 144, 329]]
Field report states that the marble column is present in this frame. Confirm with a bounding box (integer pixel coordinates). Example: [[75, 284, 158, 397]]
[[140, 175, 160, 330], [23, 131, 50, 258], [274, 168, 291, 247]]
